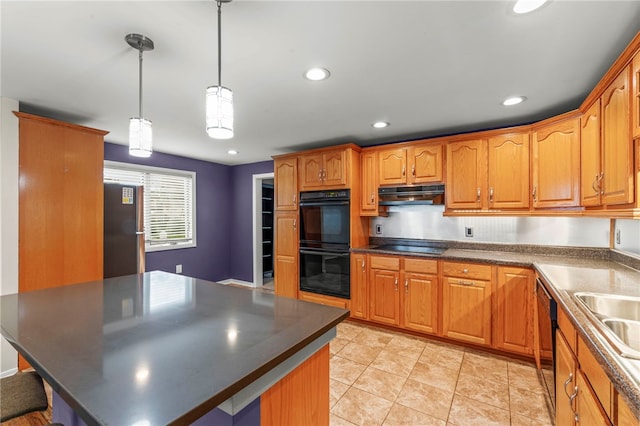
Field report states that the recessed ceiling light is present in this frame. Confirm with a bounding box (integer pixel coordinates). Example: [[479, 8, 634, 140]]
[[372, 121, 390, 129], [502, 96, 527, 106], [513, 0, 547, 14], [304, 67, 330, 81], [227, 149, 238, 155]]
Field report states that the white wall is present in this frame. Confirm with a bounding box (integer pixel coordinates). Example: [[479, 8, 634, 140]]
[[371, 205, 611, 247], [0, 97, 19, 376], [614, 219, 640, 256]]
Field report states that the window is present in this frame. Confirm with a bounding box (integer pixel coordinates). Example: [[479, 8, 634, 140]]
[[104, 161, 196, 251]]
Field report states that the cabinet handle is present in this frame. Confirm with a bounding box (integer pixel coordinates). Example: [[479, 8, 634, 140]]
[[405, 278, 409, 294], [463, 268, 469, 274], [532, 186, 537, 203], [370, 193, 375, 204], [361, 259, 366, 272], [598, 173, 604, 195], [457, 280, 474, 286], [569, 385, 579, 422], [411, 165, 415, 177], [293, 194, 297, 206], [563, 373, 574, 398], [402, 165, 406, 177], [476, 188, 481, 202], [591, 175, 600, 194], [489, 187, 494, 203], [394, 277, 398, 291], [318, 170, 322, 181], [293, 219, 296, 229]]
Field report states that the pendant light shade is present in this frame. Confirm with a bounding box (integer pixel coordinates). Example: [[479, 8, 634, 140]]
[[206, 0, 234, 139], [126, 33, 154, 157]]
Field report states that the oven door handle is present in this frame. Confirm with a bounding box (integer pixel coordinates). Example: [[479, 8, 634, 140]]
[[299, 201, 350, 207], [299, 249, 350, 257]]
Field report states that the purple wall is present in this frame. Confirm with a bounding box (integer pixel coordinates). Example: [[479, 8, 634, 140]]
[[104, 143, 232, 281], [228, 161, 274, 282]]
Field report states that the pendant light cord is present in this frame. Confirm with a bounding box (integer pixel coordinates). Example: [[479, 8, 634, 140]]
[[217, 0, 222, 87], [138, 44, 144, 118]]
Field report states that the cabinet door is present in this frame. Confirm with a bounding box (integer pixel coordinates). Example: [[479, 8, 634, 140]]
[[360, 151, 378, 215], [442, 276, 492, 345], [532, 117, 580, 208], [350, 253, 368, 319], [446, 139, 486, 209], [487, 133, 530, 209], [556, 331, 577, 426], [494, 267, 533, 355], [275, 158, 298, 211], [581, 101, 602, 207], [378, 148, 407, 185], [403, 272, 438, 334], [576, 370, 611, 426], [633, 51, 640, 139], [601, 67, 633, 206], [409, 143, 443, 184], [299, 154, 324, 190], [274, 212, 298, 298], [369, 268, 400, 326], [322, 150, 347, 188]]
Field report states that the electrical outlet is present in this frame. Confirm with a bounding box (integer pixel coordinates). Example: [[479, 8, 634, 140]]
[[615, 229, 621, 245], [176, 264, 183, 274], [465, 227, 473, 238], [375, 224, 383, 235]]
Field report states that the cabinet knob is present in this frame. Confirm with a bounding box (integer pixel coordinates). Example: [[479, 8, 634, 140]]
[[463, 268, 469, 274]]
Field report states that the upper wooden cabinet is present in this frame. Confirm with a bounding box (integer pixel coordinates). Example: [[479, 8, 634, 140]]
[[299, 149, 347, 190], [378, 143, 443, 186], [360, 151, 378, 215], [532, 116, 581, 208], [274, 157, 298, 211], [446, 139, 486, 209], [581, 100, 602, 207], [633, 49, 640, 139]]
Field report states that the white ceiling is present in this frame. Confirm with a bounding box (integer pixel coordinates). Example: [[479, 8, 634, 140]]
[[2, 1, 640, 166]]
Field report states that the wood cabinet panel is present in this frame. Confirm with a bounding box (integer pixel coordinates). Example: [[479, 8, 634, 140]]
[[616, 391, 640, 426], [493, 267, 533, 355], [369, 267, 400, 326], [410, 143, 443, 184], [558, 308, 577, 354], [633, 51, 640, 139], [299, 291, 348, 309], [576, 370, 612, 425], [487, 133, 530, 209], [601, 67, 633, 206], [442, 261, 491, 281], [578, 336, 612, 418], [369, 255, 400, 271], [274, 157, 298, 211], [323, 150, 347, 187], [360, 151, 378, 215], [299, 154, 324, 189], [532, 117, 580, 208], [274, 212, 298, 298], [446, 139, 487, 209], [442, 276, 492, 345], [350, 253, 368, 319], [581, 100, 602, 206], [299, 150, 347, 190], [556, 330, 577, 426], [403, 258, 437, 275], [378, 148, 406, 186], [403, 272, 438, 334]]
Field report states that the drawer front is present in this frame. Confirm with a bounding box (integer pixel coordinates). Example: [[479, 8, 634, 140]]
[[369, 255, 400, 271], [558, 308, 577, 353], [404, 258, 438, 274], [443, 261, 492, 280], [578, 336, 612, 418], [299, 291, 349, 309]]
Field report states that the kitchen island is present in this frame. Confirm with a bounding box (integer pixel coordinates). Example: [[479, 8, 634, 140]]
[[0, 271, 349, 425]]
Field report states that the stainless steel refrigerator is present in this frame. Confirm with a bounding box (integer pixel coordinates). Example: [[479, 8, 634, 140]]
[[104, 183, 145, 278]]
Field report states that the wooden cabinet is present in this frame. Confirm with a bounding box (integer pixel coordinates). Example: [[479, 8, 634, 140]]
[[350, 253, 368, 319], [633, 51, 640, 139], [368, 255, 401, 326], [487, 133, 530, 209], [493, 267, 533, 355], [581, 100, 602, 206], [446, 139, 486, 209], [378, 143, 443, 186], [17, 112, 106, 294], [299, 149, 347, 190], [615, 391, 640, 425], [532, 116, 581, 208], [298, 291, 348, 309], [442, 262, 493, 345], [556, 330, 578, 426], [360, 151, 378, 215], [274, 212, 298, 298], [274, 157, 298, 211], [402, 258, 438, 334], [601, 66, 634, 206], [576, 370, 611, 425]]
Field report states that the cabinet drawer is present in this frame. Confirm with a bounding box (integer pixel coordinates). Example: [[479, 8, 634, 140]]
[[299, 291, 349, 309], [404, 258, 438, 274], [369, 255, 400, 271], [558, 308, 577, 353], [443, 262, 492, 280], [578, 336, 612, 418]]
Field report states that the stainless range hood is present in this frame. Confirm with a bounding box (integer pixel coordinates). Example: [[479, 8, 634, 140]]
[[378, 184, 445, 205]]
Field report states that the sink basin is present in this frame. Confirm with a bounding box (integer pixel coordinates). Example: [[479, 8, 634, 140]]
[[573, 292, 640, 359], [375, 244, 445, 255], [574, 292, 640, 322]]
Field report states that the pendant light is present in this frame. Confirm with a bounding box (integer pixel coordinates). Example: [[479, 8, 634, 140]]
[[126, 33, 154, 157], [206, 0, 234, 139]]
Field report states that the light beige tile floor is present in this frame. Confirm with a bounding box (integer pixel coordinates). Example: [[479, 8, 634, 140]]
[[331, 321, 554, 426]]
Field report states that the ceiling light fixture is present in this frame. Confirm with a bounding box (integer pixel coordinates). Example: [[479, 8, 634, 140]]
[[305, 67, 330, 81], [372, 121, 390, 129], [513, 0, 547, 14], [227, 149, 238, 155], [502, 96, 527, 106], [126, 34, 154, 158], [206, 0, 234, 140]]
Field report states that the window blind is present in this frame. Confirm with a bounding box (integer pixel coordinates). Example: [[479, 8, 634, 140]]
[[104, 162, 196, 251]]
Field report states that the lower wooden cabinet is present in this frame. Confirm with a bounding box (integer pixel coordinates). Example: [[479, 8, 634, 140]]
[[274, 212, 298, 298], [350, 253, 368, 319], [493, 267, 534, 355], [369, 256, 401, 326], [403, 258, 438, 334]]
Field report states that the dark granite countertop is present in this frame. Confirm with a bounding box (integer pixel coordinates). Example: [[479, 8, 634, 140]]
[[0, 271, 349, 425], [353, 238, 640, 417]]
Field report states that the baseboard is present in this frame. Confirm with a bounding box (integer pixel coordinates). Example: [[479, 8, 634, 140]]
[[218, 278, 256, 288], [1, 367, 18, 378]]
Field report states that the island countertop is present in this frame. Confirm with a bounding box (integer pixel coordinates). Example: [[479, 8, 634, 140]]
[[0, 271, 349, 425]]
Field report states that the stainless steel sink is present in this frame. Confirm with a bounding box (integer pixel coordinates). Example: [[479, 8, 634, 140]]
[[573, 292, 640, 359]]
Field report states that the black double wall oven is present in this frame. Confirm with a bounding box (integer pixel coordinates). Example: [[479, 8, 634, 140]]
[[298, 190, 350, 299]]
